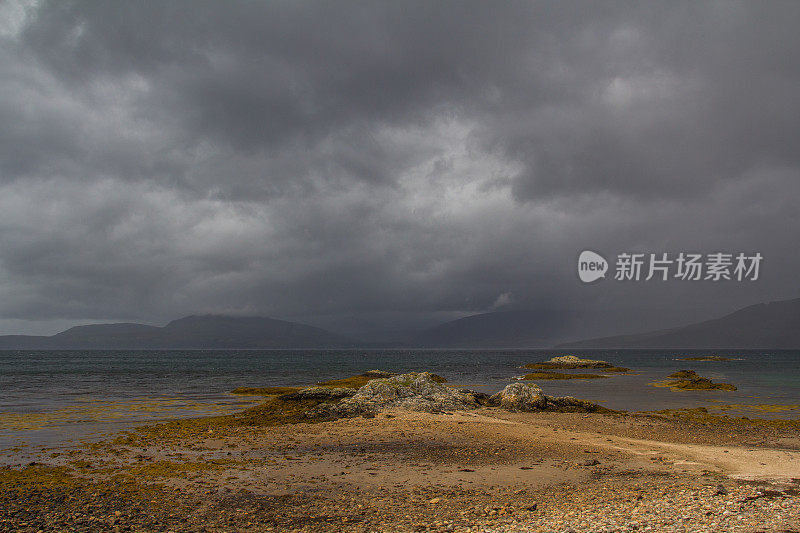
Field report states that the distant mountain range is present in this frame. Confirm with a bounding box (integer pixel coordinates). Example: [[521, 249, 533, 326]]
[[0, 315, 355, 349], [410, 310, 572, 348], [0, 297, 798, 350], [557, 297, 800, 349]]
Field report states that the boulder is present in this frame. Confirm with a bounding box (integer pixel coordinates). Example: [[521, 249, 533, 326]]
[[305, 372, 476, 419], [489, 382, 547, 411]]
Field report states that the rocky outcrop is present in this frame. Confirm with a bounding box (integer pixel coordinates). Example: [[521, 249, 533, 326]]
[[488, 382, 611, 413], [305, 372, 477, 419], [289, 371, 612, 420]]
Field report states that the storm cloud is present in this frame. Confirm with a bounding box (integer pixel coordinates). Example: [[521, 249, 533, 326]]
[[1, 0, 798, 339]]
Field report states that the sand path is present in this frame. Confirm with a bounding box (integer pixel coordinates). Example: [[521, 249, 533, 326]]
[[442, 410, 800, 483]]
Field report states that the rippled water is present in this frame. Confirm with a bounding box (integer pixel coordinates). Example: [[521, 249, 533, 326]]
[[1, 349, 799, 448]]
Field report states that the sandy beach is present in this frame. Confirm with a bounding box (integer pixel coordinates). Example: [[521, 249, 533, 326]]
[[2, 384, 799, 533]]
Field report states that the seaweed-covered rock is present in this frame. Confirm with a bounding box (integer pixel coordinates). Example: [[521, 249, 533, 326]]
[[660, 370, 737, 391], [305, 372, 475, 419], [523, 355, 619, 370], [279, 386, 357, 400], [489, 383, 547, 411]]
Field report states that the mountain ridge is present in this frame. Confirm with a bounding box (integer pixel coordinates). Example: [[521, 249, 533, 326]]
[[0, 315, 356, 349]]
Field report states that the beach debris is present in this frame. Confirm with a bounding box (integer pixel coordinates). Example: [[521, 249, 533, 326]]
[[305, 372, 477, 418]]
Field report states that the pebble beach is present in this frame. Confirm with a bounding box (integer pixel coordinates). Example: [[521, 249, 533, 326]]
[[1, 368, 799, 532]]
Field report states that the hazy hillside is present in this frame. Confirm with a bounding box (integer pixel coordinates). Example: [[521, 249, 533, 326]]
[[411, 310, 572, 348], [558, 298, 800, 349]]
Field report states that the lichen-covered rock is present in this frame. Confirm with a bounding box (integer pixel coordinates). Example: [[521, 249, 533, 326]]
[[305, 372, 475, 419], [489, 382, 547, 411], [487, 383, 611, 413], [280, 386, 357, 400]]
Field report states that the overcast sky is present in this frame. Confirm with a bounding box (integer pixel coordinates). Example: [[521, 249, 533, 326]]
[[0, 1, 798, 339]]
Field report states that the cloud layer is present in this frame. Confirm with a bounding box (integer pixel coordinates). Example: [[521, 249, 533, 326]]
[[1, 0, 798, 337]]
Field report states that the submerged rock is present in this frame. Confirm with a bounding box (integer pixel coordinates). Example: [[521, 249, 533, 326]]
[[305, 372, 476, 419]]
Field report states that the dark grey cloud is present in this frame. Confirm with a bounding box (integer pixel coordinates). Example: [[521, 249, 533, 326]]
[[0, 0, 798, 338]]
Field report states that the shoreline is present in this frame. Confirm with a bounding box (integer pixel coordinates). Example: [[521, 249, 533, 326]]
[[2, 374, 800, 532]]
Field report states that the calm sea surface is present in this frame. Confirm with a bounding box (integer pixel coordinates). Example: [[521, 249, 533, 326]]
[[1, 349, 799, 449]]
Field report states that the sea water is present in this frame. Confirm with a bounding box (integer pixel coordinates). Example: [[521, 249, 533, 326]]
[[1, 349, 799, 449]]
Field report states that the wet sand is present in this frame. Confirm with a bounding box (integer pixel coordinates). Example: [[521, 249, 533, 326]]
[[1, 404, 799, 532]]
